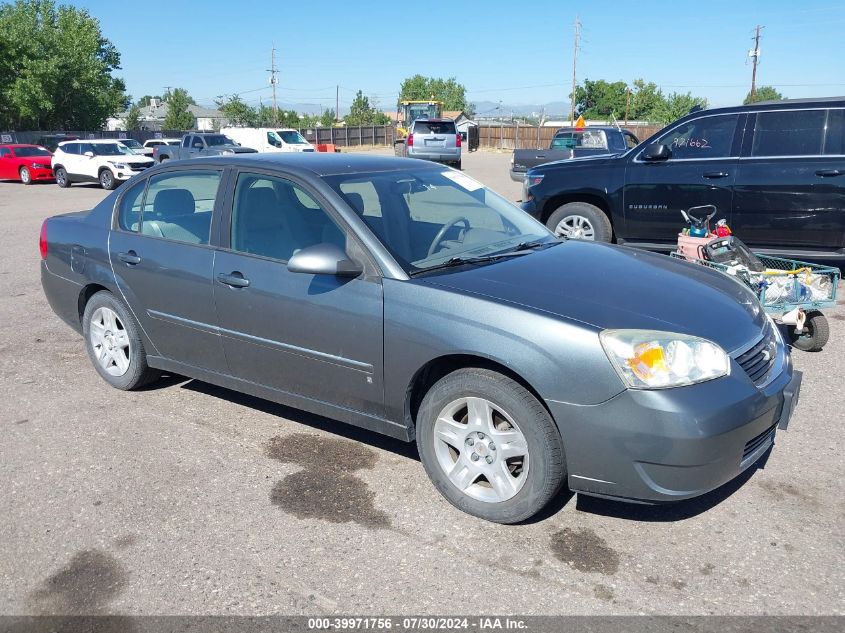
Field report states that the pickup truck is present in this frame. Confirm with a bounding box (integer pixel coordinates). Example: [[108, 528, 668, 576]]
[[154, 133, 258, 163], [510, 126, 639, 181], [519, 97, 845, 261]]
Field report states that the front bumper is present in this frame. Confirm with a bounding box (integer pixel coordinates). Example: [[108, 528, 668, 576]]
[[546, 355, 799, 503], [510, 169, 526, 182]]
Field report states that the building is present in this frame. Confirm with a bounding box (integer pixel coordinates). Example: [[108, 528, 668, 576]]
[[107, 100, 228, 132]]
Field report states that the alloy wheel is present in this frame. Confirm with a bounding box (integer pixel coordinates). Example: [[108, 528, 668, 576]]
[[89, 307, 131, 377], [554, 214, 595, 240], [100, 171, 113, 189], [432, 396, 529, 503], [19, 167, 31, 184]]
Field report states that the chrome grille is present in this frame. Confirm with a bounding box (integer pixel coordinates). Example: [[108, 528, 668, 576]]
[[734, 323, 778, 386]]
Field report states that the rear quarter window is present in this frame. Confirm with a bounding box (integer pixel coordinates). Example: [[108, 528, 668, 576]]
[[751, 110, 826, 157], [117, 180, 147, 232]]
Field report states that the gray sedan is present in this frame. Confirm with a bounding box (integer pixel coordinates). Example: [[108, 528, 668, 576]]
[[39, 153, 801, 523]]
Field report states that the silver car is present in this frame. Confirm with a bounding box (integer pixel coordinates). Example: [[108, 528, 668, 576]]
[[402, 118, 461, 169]]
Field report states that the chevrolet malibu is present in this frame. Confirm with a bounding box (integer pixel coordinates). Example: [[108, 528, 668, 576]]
[[39, 154, 801, 523]]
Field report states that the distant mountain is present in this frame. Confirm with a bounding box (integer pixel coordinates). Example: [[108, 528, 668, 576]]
[[472, 100, 570, 119]]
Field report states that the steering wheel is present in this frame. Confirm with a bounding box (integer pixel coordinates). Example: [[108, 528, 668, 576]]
[[428, 217, 471, 257]]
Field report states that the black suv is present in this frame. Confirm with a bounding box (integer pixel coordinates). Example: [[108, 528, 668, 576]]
[[521, 97, 845, 259]]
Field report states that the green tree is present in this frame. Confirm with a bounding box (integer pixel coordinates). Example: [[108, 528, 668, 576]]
[[124, 104, 141, 130], [345, 90, 388, 126], [320, 108, 336, 127], [398, 75, 472, 115], [573, 79, 629, 119], [744, 86, 783, 104], [163, 88, 195, 130], [215, 95, 257, 127], [0, 0, 129, 130], [650, 92, 708, 125], [629, 79, 664, 121]]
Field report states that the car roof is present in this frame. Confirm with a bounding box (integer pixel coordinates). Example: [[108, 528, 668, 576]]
[[0, 143, 45, 148], [58, 139, 122, 145], [183, 153, 446, 177], [669, 95, 845, 127], [414, 118, 455, 123]]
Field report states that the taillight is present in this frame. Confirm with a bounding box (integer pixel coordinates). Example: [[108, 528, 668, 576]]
[[407, 133, 413, 147], [456, 134, 461, 147], [39, 219, 48, 260]]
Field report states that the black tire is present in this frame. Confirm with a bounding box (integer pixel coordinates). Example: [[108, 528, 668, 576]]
[[99, 169, 116, 190], [454, 160, 462, 170], [789, 311, 829, 352], [82, 290, 160, 390], [19, 166, 32, 185], [158, 156, 169, 163], [416, 368, 566, 523], [546, 201, 612, 242], [54, 166, 71, 188]]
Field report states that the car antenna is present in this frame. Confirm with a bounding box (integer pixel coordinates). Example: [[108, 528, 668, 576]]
[[610, 113, 622, 132]]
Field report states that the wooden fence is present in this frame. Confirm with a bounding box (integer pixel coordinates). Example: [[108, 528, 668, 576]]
[[477, 123, 662, 150]]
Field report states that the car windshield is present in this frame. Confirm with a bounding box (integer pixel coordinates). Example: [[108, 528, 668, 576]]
[[325, 167, 555, 274], [203, 135, 234, 147], [120, 139, 142, 148], [92, 143, 134, 156], [277, 130, 307, 144], [14, 146, 52, 157]]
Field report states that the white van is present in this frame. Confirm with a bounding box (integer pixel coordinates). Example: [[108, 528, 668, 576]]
[[222, 127, 315, 153]]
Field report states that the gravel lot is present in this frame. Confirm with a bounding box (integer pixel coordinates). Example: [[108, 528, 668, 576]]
[[0, 149, 843, 617]]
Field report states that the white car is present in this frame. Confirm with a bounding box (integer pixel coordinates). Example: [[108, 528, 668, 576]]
[[118, 138, 153, 157], [52, 140, 155, 190], [143, 138, 181, 150]]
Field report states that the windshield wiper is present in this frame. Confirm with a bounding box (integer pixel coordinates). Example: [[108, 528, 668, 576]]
[[510, 238, 562, 251], [410, 250, 537, 277]]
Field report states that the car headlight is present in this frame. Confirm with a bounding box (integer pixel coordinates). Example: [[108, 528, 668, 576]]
[[108, 161, 127, 169], [600, 329, 729, 389]]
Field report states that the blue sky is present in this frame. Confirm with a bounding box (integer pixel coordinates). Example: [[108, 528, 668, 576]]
[[65, 0, 845, 112]]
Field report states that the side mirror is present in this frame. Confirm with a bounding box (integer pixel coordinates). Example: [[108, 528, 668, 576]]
[[287, 243, 362, 277], [642, 143, 670, 161], [84, 151, 94, 158]]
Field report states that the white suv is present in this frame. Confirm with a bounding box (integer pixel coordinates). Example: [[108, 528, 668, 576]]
[[52, 140, 155, 190]]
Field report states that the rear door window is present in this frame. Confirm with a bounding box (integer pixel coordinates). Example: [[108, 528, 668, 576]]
[[117, 180, 147, 232], [139, 170, 222, 244], [751, 109, 826, 157]]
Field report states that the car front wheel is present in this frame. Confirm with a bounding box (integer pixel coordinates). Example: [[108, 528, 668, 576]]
[[99, 169, 116, 190], [19, 166, 32, 185], [416, 368, 566, 523], [55, 167, 71, 188], [546, 202, 612, 242], [82, 290, 159, 390]]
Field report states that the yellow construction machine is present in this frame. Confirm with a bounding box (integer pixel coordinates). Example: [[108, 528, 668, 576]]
[[396, 100, 443, 138]]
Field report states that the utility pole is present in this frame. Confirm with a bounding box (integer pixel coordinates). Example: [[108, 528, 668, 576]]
[[268, 44, 279, 125], [749, 25, 763, 101], [336, 85, 339, 123], [569, 16, 580, 125]]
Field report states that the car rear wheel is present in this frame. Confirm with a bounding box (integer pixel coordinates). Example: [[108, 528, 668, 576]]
[[416, 368, 566, 523], [454, 160, 462, 170], [82, 291, 160, 390], [789, 310, 829, 352], [99, 169, 116, 190], [19, 166, 32, 185], [547, 202, 612, 242], [55, 167, 71, 188]]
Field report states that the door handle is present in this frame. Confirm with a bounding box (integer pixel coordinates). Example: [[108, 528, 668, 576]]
[[217, 272, 250, 288], [703, 171, 730, 179], [116, 251, 141, 265], [815, 169, 843, 177]]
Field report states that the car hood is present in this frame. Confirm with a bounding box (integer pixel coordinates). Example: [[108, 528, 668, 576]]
[[421, 240, 768, 354]]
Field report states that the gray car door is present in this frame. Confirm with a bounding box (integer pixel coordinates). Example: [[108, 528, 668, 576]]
[[109, 167, 228, 372], [211, 169, 385, 417]]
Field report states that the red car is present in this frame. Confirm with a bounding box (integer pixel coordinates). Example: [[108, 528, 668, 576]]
[[0, 144, 55, 184]]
